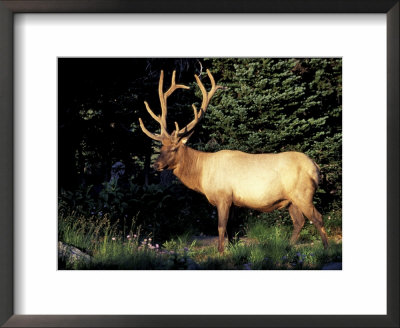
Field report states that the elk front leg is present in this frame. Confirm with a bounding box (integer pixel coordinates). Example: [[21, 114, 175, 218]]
[[227, 205, 237, 244], [217, 202, 230, 254]]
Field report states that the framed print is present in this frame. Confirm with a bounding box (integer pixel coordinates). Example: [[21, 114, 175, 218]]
[[56, 56, 340, 271], [0, 1, 398, 327]]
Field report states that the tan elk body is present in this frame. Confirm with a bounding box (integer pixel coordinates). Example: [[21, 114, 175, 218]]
[[139, 69, 328, 253]]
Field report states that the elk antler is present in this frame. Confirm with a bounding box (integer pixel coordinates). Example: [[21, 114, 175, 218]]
[[138, 70, 189, 141], [173, 69, 223, 141], [139, 69, 222, 143]]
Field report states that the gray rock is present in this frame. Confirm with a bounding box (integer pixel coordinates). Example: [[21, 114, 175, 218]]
[[58, 241, 92, 267]]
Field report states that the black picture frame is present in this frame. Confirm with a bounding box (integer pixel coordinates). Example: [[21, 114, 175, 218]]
[[0, 1, 398, 327]]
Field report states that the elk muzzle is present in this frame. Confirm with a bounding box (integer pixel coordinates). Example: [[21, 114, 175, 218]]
[[153, 161, 164, 171]]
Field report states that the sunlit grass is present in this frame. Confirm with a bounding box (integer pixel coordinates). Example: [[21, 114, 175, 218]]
[[59, 213, 341, 270]]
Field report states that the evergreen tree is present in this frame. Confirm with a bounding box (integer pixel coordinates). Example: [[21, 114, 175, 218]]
[[193, 58, 342, 211]]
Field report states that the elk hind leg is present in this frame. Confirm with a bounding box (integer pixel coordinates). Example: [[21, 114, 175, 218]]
[[288, 203, 305, 245], [298, 203, 329, 249]]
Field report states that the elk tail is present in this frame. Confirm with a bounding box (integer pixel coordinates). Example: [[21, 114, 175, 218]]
[[311, 160, 321, 190]]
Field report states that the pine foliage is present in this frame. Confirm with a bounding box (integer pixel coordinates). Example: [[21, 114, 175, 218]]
[[194, 58, 342, 211]]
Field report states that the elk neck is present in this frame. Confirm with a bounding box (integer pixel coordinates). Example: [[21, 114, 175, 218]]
[[173, 145, 203, 193]]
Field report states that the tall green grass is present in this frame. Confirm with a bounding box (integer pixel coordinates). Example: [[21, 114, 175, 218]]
[[59, 212, 341, 270]]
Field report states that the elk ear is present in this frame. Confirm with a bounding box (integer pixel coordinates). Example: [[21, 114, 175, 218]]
[[180, 131, 194, 145]]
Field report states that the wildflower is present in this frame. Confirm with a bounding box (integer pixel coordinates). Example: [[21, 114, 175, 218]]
[[112, 237, 116, 241], [127, 235, 131, 239], [296, 252, 301, 257], [148, 238, 152, 242], [184, 247, 189, 252], [144, 239, 147, 242], [155, 244, 159, 249], [310, 253, 314, 257], [282, 255, 287, 260], [133, 234, 137, 238]]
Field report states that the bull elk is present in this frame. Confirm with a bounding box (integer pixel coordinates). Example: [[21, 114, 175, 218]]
[[139, 69, 329, 253]]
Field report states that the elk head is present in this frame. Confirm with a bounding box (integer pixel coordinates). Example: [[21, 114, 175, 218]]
[[139, 69, 222, 171]]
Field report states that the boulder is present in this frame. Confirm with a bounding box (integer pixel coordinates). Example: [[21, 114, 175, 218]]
[[58, 241, 92, 267]]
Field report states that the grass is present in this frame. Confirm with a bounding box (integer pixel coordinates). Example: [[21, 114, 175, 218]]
[[58, 213, 342, 270]]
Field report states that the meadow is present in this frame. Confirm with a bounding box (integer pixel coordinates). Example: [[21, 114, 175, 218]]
[[58, 211, 342, 270]]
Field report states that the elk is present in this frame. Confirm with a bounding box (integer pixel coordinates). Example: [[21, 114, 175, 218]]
[[139, 69, 329, 253]]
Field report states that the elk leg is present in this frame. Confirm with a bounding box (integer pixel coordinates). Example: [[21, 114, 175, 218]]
[[217, 202, 230, 254], [311, 207, 329, 249], [227, 205, 237, 244], [298, 204, 329, 249], [288, 204, 305, 245]]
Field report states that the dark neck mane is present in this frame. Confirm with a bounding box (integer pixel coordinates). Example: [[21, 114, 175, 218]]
[[173, 146, 203, 193]]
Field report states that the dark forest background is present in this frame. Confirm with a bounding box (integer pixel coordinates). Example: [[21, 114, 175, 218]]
[[58, 58, 342, 243]]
